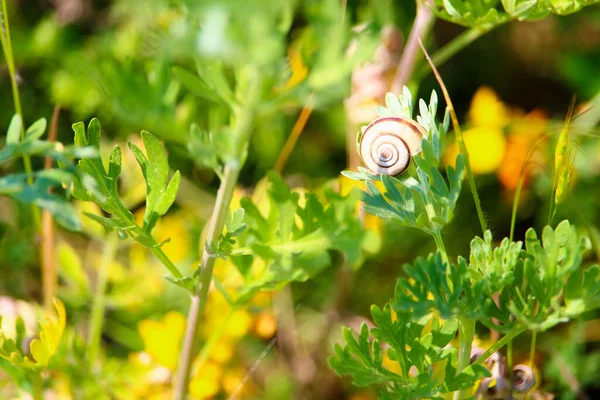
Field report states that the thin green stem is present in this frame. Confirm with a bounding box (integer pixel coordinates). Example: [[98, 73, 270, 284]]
[[87, 236, 118, 366], [506, 339, 513, 374], [0, 0, 39, 226], [431, 229, 448, 265], [509, 134, 549, 241], [173, 67, 263, 400], [31, 373, 44, 400], [111, 202, 183, 279], [151, 246, 183, 279], [418, 40, 487, 235], [509, 175, 525, 242], [454, 316, 476, 400], [474, 328, 526, 365], [529, 331, 537, 368]]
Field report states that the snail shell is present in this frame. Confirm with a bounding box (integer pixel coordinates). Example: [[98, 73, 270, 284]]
[[512, 364, 535, 392], [359, 116, 426, 176]]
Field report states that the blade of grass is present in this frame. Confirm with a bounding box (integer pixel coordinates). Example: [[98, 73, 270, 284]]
[[274, 93, 315, 172], [0, 0, 40, 227], [418, 38, 487, 235]]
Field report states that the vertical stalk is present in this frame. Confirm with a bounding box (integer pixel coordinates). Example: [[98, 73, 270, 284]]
[[431, 229, 448, 265], [507, 338, 513, 386], [454, 316, 475, 400], [419, 39, 487, 235], [173, 68, 263, 400], [390, 0, 435, 93], [529, 331, 537, 368], [40, 105, 61, 311], [1, 0, 39, 224], [87, 236, 118, 365]]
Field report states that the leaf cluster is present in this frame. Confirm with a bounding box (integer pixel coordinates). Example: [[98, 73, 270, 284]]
[[343, 89, 465, 236], [331, 221, 600, 397], [70, 119, 181, 268], [71, 118, 179, 241], [394, 221, 599, 333], [0, 298, 66, 369], [0, 115, 95, 231], [216, 172, 368, 305], [432, 0, 600, 29], [329, 308, 490, 399]]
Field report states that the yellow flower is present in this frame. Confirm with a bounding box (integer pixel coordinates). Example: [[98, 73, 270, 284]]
[[138, 311, 186, 370], [203, 293, 251, 340], [253, 312, 277, 339], [222, 310, 252, 339], [209, 338, 235, 364], [154, 213, 191, 263], [189, 362, 222, 399], [251, 291, 272, 308], [222, 367, 255, 397], [444, 127, 507, 174], [497, 110, 548, 190], [468, 86, 509, 128]]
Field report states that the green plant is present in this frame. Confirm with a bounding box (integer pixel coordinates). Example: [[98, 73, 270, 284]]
[[2, 0, 600, 399], [330, 88, 600, 399]]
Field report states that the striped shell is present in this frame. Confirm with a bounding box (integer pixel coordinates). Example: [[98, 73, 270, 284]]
[[358, 116, 426, 176]]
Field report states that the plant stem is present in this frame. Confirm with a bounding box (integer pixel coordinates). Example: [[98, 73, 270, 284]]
[[274, 93, 315, 172], [40, 105, 61, 311], [529, 331, 537, 368], [87, 236, 118, 366], [173, 68, 262, 400], [390, 0, 435, 93], [474, 328, 525, 365], [454, 316, 475, 400], [151, 246, 183, 279], [174, 163, 241, 400], [431, 229, 448, 265], [507, 339, 513, 386], [31, 373, 44, 400], [418, 39, 487, 235], [0, 0, 39, 225], [509, 175, 524, 242]]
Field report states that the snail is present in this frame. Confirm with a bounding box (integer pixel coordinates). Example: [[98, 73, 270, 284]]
[[512, 364, 535, 393], [358, 116, 426, 176]]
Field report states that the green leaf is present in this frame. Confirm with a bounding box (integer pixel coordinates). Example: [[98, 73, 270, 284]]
[[229, 173, 366, 301], [128, 131, 180, 233], [172, 66, 222, 104], [7, 114, 22, 144], [71, 118, 182, 278], [24, 118, 47, 142]]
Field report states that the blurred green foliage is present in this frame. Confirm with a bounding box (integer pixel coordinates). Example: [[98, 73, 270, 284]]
[[1, 0, 600, 399]]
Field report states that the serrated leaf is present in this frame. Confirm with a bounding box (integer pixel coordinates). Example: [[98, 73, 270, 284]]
[[29, 298, 67, 366]]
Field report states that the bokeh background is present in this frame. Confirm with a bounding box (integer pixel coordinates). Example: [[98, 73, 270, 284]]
[[1, 0, 600, 399]]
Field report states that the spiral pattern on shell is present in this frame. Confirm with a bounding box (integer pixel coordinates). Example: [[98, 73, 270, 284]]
[[358, 116, 426, 176], [512, 364, 535, 392]]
